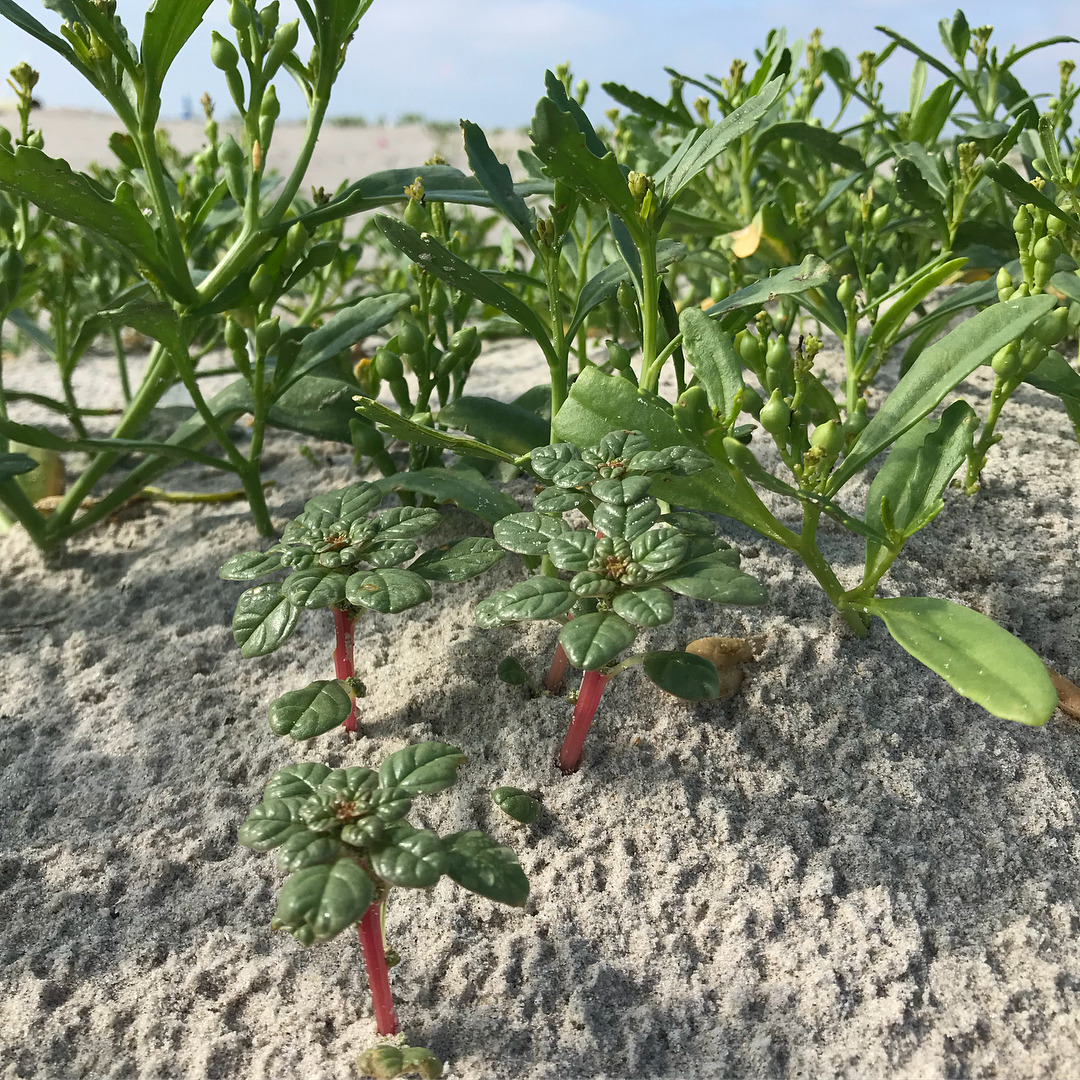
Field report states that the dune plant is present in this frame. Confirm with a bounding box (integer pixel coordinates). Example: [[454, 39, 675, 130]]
[[477, 430, 766, 772], [221, 480, 504, 736], [239, 742, 529, 1038]]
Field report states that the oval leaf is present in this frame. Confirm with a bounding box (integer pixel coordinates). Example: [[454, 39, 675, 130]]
[[612, 588, 675, 627], [378, 741, 467, 795], [238, 798, 307, 851], [233, 584, 301, 658], [493, 512, 571, 555], [346, 568, 432, 613], [410, 537, 505, 582], [371, 827, 449, 888], [559, 611, 636, 669], [491, 787, 541, 825], [643, 651, 722, 700], [272, 858, 375, 944], [219, 549, 283, 581], [444, 830, 529, 907], [269, 680, 354, 740], [662, 560, 766, 605], [494, 577, 576, 621]]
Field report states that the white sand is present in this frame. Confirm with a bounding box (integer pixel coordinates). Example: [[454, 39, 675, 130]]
[[2, 116, 1080, 1080]]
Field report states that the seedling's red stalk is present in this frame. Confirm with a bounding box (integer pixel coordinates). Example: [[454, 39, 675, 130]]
[[332, 607, 359, 732], [545, 642, 569, 692], [558, 669, 612, 774], [357, 902, 399, 1036]]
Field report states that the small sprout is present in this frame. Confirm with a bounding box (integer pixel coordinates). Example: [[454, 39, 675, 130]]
[[491, 786, 541, 825], [496, 656, 538, 695], [357, 1043, 444, 1079]]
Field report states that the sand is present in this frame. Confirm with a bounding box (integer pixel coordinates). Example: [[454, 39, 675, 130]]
[[2, 114, 1080, 1080]]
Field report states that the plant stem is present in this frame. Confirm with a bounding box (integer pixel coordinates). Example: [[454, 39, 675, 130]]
[[332, 606, 359, 732], [638, 239, 660, 392], [559, 668, 612, 774], [545, 642, 569, 692], [357, 901, 398, 1036]]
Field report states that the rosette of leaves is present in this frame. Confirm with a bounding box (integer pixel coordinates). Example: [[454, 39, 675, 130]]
[[478, 431, 767, 695], [221, 481, 505, 739], [240, 741, 529, 1037]]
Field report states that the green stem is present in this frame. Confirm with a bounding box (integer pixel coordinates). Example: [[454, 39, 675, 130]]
[[794, 503, 868, 636], [544, 251, 568, 422], [0, 313, 8, 455], [964, 376, 1014, 492], [110, 326, 132, 406], [637, 238, 660, 393]]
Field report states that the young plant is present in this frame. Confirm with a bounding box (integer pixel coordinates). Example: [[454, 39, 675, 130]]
[[239, 742, 529, 1037], [221, 480, 504, 736], [476, 431, 767, 772]]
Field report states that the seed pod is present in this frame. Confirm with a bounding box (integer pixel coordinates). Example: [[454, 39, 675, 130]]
[[249, 263, 274, 303], [990, 341, 1020, 380], [1032, 306, 1068, 347], [868, 263, 890, 299], [606, 339, 632, 371], [1019, 338, 1047, 375], [404, 198, 428, 232], [735, 330, 764, 377], [675, 385, 713, 444], [1047, 214, 1066, 238], [219, 134, 247, 204], [871, 204, 890, 230], [396, 320, 425, 355], [996, 266, 1014, 303], [709, 277, 730, 303], [374, 347, 403, 381], [740, 386, 764, 419], [810, 419, 844, 456], [284, 221, 307, 263], [845, 398, 869, 438], [210, 30, 240, 70], [255, 316, 280, 353], [265, 19, 299, 74], [1034, 235, 1062, 266], [258, 1, 279, 36], [447, 325, 481, 364], [836, 275, 857, 311], [388, 377, 412, 411], [259, 85, 280, 148], [759, 389, 791, 440], [26, 131, 43, 150]]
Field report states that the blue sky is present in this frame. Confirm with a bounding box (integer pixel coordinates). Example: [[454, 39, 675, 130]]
[[1, 1, 1077, 127]]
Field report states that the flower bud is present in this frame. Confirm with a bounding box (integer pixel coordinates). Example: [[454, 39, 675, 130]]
[[265, 18, 299, 74], [836, 275, 857, 311], [709, 277, 730, 304], [735, 330, 763, 374], [255, 316, 280, 353], [285, 221, 307, 263], [447, 325, 480, 364]]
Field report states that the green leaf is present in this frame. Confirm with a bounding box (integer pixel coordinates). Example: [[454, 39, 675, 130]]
[[319, 766, 378, 801], [266, 763, 331, 800], [1024, 348, 1080, 408], [305, 481, 383, 522], [754, 120, 863, 172], [591, 476, 652, 507], [377, 466, 519, 525], [866, 258, 970, 350], [632, 530, 689, 574], [373, 506, 442, 540], [559, 611, 636, 669], [601, 81, 687, 126], [679, 307, 744, 425], [443, 830, 529, 906], [895, 157, 946, 218], [864, 401, 977, 571], [908, 80, 959, 145], [983, 161, 1080, 235], [272, 858, 375, 944], [493, 512, 571, 555], [283, 294, 411, 391], [592, 499, 660, 540], [658, 78, 784, 204], [0, 453, 38, 481], [865, 597, 1057, 726], [233, 584, 301, 659], [141, 0, 214, 91], [410, 537, 506, 582], [662, 560, 767, 605], [371, 827, 449, 888], [378, 741, 467, 795], [547, 533, 596, 572], [345, 568, 432, 614], [219, 549, 283, 581], [375, 216, 557, 367], [494, 577, 576, 621], [829, 294, 1056, 492], [276, 832, 345, 873], [643, 651, 722, 700], [490, 787, 541, 825], [612, 588, 675, 628], [438, 397, 549, 455], [268, 376, 366, 442], [461, 119, 535, 241], [705, 255, 833, 319], [238, 798, 307, 851], [282, 569, 348, 609], [268, 680, 354, 740], [0, 0, 80, 63]]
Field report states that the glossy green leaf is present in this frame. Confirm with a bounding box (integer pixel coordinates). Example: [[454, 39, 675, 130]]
[[444, 830, 529, 907], [0, 0, 80, 63], [829, 294, 1056, 492], [282, 569, 348, 609], [633, 530, 689, 573], [908, 79, 958, 145], [239, 798, 307, 851], [345, 568, 432, 614], [559, 611, 636, 669], [602, 81, 687, 126], [705, 256, 833, 319], [895, 157, 946, 215], [219, 549, 283, 581], [268, 376, 365, 442], [0, 453, 38, 481], [375, 216, 557, 367], [378, 741, 467, 795], [865, 401, 977, 570], [493, 512, 571, 555], [377, 466, 519, 524], [276, 831, 345, 873], [662, 560, 767, 605], [534, 487, 587, 513], [865, 597, 1057, 725], [866, 258, 969, 349], [366, 540, 419, 569], [268, 680, 354, 740], [612, 588, 675, 628], [461, 119, 535, 240], [754, 120, 863, 171], [371, 827, 449, 888], [266, 763, 332, 801], [547, 533, 597, 572], [438, 396, 550, 455], [410, 537, 506, 582], [141, 0, 214, 90], [591, 476, 652, 506], [373, 506, 442, 540], [593, 498, 660, 540], [272, 858, 375, 944], [305, 481, 383, 523], [679, 307, 744, 425], [491, 787, 541, 825], [319, 767, 378, 801], [530, 443, 581, 480], [494, 577, 576, 621], [233, 584, 301, 658], [643, 651, 722, 700]]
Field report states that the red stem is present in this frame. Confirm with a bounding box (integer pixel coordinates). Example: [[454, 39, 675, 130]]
[[558, 669, 611, 774], [545, 642, 569, 692], [357, 902, 399, 1036], [332, 607, 359, 733]]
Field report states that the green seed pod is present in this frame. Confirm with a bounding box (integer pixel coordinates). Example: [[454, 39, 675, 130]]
[[219, 134, 246, 203], [404, 198, 428, 232], [447, 325, 480, 364], [735, 330, 764, 376], [249, 263, 274, 303], [258, 1, 279, 36], [1020, 338, 1048, 374], [764, 336, 793, 395], [374, 347, 404, 381], [210, 30, 240, 70], [1034, 235, 1062, 265], [1012, 282, 1030, 298], [996, 266, 1014, 303], [304, 242, 337, 270], [284, 221, 307, 263], [606, 339, 632, 370], [759, 389, 791, 439], [617, 281, 638, 318], [265, 19, 299, 74], [675, 385, 714, 444], [868, 263, 890, 299], [428, 287, 449, 317], [810, 419, 844, 456], [1013, 205, 1032, 237], [26, 131, 43, 150], [740, 386, 764, 419], [871, 204, 890, 230], [224, 317, 247, 354], [255, 316, 280, 353], [1032, 306, 1069, 347], [388, 377, 412, 411], [990, 341, 1021, 379], [709, 277, 730, 304], [228, 0, 252, 30], [1047, 214, 1066, 238], [396, 320, 425, 355], [259, 85, 280, 145], [845, 398, 868, 438], [836, 275, 857, 311]]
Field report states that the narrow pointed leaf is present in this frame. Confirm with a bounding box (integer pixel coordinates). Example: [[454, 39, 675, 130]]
[[142, 0, 214, 89], [679, 306, 744, 424], [461, 119, 535, 240], [705, 255, 833, 319]]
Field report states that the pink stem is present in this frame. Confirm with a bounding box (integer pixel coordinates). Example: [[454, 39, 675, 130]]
[[559, 669, 611, 774], [332, 607, 359, 733], [357, 902, 399, 1036], [545, 642, 569, 692]]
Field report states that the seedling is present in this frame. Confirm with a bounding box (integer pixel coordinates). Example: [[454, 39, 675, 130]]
[[221, 480, 504, 737], [239, 742, 529, 1037], [491, 787, 541, 825], [356, 1043, 443, 1079], [477, 431, 766, 772]]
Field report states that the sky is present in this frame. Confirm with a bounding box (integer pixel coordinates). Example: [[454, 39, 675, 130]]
[[1, 1, 1077, 129]]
